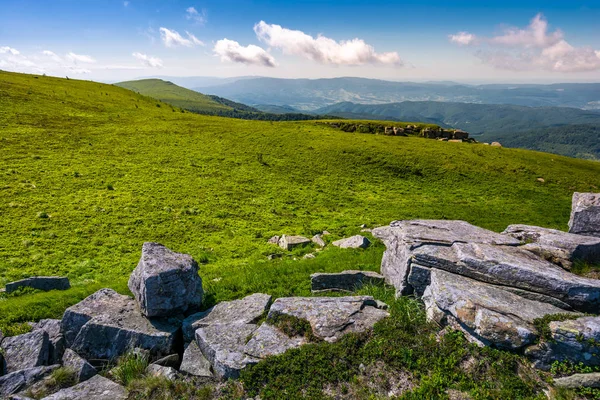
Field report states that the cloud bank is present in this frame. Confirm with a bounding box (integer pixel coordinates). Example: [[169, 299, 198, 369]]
[[213, 39, 276, 67]]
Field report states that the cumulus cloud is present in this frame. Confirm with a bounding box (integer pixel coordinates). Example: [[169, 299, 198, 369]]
[[448, 32, 476, 46], [450, 13, 600, 72], [132, 52, 163, 68], [0, 46, 20, 55], [186, 7, 207, 24], [66, 52, 96, 63], [160, 27, 204, 47], [42, 50, 62, 62], [213, 39, 276, 67], [254, 21, 402, 66]]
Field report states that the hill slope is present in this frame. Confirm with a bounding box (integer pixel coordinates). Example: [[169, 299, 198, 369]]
[[2, 71, 600, 398]]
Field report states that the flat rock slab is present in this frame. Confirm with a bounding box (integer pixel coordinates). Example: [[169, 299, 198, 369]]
[[332, 235, 371, 249], [128, 242, 203, 317], [244, 323, 308, 359], [372, 220, 519, 295], [278, 235, 311, 251], [183, 293, 271, 342], [179, 341, 212, 378], [1, 330, 49, 373], [311, 270, 385, 292], [267, 296, 389, 343], [62, 349, 96, 383], [554, 373, 600, 389], [42, 374, 127, 400], [61, 288, 180, 360], [413, 242, 600, 313], [5, 277, 69, 294], [0, 365, 59, 397], [569, 192, 600, 237], [422, 269, 575, 350], [503, 224, 600, 269]]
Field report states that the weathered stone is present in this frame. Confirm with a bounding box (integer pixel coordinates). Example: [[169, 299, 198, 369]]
[[4, 277, 69, 294], [182, 293, 271, 342], [406, 264, 431, 297], [179, 341, 212, 378], [413, 242, 600, 313], [372, 220, 519, 295], [311, 234, 326, 247], [29, 319, 65, 365], [267, 235, 280, 244], [128, 242, 203, 318], [554, 373, 600, 389], [491, 142, 502, 147], [503, 224, 600, 269], [245, 323, 308, 359], [195, 323, 259, 380], [62, 349, 96, 383], [42, 374, 127, 400], [0, 365, 59, 397], [311, 270, 385, 293], [267, 296, 389, 343], [569, 193, 600, 237], [146, 364, 178, 381], [422, 269, 577, 350], [303, 253, 316, 259], [526, 316, 600, 370], [1, 330, 49, 373], [152, 354, 180, 369], [61, 288, 180, 360], [278, 235, 311, 251], [332, 235, 371, 249]]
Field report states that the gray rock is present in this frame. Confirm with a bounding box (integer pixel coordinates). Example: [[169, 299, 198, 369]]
[[554, 373, 600, 389], [332, 235, 371, 249], [503, 224, 600, 269], [406, 264, 432, 297], [422, 269, 577, 350], [413, 242, 600, 313], [0, 365, 59, 397], [182, 293, 271, 342], [278, 235, 311, 251], [526, 316, 600, 369], [128, 242, 203, 318], [179, 341, 212, 378], [4, 277, 70, 294], [245, 323, 308, 359], [152, 354, 180, 369], [569, 192, 600, 237], [195, 323, 259, 380], [303, 253, 316, 259], [146, 364, 178, 381], [61, 288, 180, 360], [267, 296, 389, 343], [372, 220, 519, 295], [29, 319, 65, 365], [62, 349, 96, 383], [41, 374, 127, 400], [267, 236, 280, 245], [311, 234, 326, 247], [1, 330, 49, 373], [311, 270, 385, 293]]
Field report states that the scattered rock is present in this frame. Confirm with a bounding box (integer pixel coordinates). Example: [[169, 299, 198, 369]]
[[311, 270, 385, 293], [152, 353, 180, 369], [491, 142, 502, 147], [0, 365, 59, 397], [554, 373, 600, 389], [267, 235, 280, 245], [569, 192, 600, 237], [537, 178, 545, 183], [128, 242, 203, 317], [61, 288, 180, 360], [146, 364, 178, 381], [41, 374, 127, 400], [4, 277, 70, 294], [1, 330, 49, 373], [182, 293, 271, 342], [267, 254, 282, 260], [28, 319, 65, 365], [62, 349, 96, 383], [332, 235, 371, 249], [303, 253, 316, 259], [179, 341, 213, 378], [278, 235, 311, 251], [311, 234, 326, 247], [322, 231, 331, 236], [361, 228, 372, 233]]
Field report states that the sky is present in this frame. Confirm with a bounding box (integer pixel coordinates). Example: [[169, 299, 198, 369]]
[[1, 0, 600, 83]]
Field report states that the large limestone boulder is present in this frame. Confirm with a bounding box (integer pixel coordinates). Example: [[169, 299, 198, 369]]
[[61, 288, 180, 360], [42, 374, 127, 400], [569, 192, 600, 237], [0, 365, 59, 398], [182, 293, 272, 342], [503, 224, 600, 270], [278, 235, 311, 251], [422, 269, 577, 350], [29, 319, 65, 365], [1, 330, 49, 373], [332, 235, 371, 249], [62, 349, 96, 383], [311, 270, 385, 293], [128, 242, 203, 317], [372, 220, 519, 295], [4, 277, 70, 294]]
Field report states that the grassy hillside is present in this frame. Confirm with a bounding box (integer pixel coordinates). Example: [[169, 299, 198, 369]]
[[2, 70, 600, 398]]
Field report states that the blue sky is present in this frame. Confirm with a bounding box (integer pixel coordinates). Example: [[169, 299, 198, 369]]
[[1, 0, 599, 82]]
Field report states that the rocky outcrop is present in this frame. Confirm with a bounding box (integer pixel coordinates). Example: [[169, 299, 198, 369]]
[[1, 330, 50, 373], [29, 319, 65, 365], [278, 235, 311, 250], [0, 365, 59, 397], [4, 277, 70, 294], [42, 375, 127, 400], [332, 235, 371, 249], [554, 373, 600, 389], [311, 270, 385, 293], [62, 349, 96, 383], [128, 242, 203, 317], [61, 288, 180, 360], [569, 192, 600, 237], [245, 323, 308, 359]]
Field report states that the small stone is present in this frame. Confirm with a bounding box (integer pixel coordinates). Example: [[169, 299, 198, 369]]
[[41, 374, 127, 400], [179, 341, 212, 378], [311, 234, 326, 247], [267, 236, 280, 245], [4, 277, 70, 294], [146, 364, 178, 381], [332, 235, 371, 249], [278, 235, 311, 251], [303, 253, 316, 259], [62, 349, 96, 383], [491, 142, 502, 147]]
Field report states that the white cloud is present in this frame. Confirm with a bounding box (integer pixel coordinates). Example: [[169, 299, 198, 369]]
[[253, 21, 402, 66], [451, 13, 600, 72], [66, 52, 96, 63], [132, 52, 163, 68], [448, 32, 476, 46], [0, 46, 20, 55], [186, 6, 207, 24], [160, 27, 204, 47], [213, 39, 276, 67], [42, 50, 62, 62]]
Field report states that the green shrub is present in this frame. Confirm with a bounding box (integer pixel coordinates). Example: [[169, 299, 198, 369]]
[[110, 350, 149, 386]]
